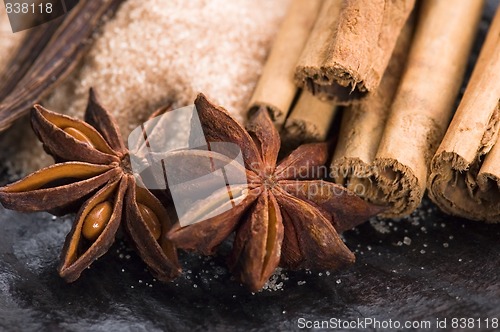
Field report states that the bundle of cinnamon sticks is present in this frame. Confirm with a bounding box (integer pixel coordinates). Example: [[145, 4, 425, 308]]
[[249, 0, 499, 222]]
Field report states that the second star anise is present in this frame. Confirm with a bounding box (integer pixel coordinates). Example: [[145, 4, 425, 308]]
[[167, 94, 383, 291], [0, 89, 180, 282]]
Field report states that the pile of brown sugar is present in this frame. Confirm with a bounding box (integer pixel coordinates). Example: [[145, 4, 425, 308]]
[[44, 0, 290, 134], [1, 0, 290, 175]]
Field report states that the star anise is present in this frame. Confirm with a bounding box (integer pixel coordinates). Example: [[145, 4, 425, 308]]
[[167, 94, 383, 291], [0, 89, 181, 282]]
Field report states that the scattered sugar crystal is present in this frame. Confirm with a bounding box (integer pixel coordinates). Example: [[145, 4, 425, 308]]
[[336, 279, 341, 284], [420, 250, 426, 254], [262, 268, 287, 291], [370, 219, 391, 234], [297, 281, 306, 286], [403, 237, 412, 246]]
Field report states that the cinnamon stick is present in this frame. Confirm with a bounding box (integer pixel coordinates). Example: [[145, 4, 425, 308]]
[[331, 15, 414, 196], [248, 0, 323, 127], [295, 0, 415, 103], [282, 90, 337, 148], [333, 0, 483, 217], [428, 7, 500, 223]]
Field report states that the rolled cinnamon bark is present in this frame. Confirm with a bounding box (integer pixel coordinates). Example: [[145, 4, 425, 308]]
[[248, 0, 323, 127], [282, 90, 337, 148], [295, 0, 415, 103], [332, 0, 483, 217], [428, 7, 500, 223], [331, 15, 414, 197]]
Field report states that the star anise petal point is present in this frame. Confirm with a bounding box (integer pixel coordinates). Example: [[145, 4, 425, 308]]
[[0, 162, 119, 213], [246, 107, 281, 173], [31, 105, 119, 164], [58, 177, 125, 282], [229, 191, 284, 291], [124, 177, 181, 281], [194, 94, 263, 172], [274, 188, 355, 270], [84, 88, 127, 155], [279, 180, 386, 233]]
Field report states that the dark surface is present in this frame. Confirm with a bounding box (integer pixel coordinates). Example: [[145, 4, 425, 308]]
[[1, 2, 500, 332], [0, 198, 499, 331]]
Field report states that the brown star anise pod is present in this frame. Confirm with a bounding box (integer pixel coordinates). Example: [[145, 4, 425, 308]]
[[0, 89, 180, 282], [167, 94, 383, 291]]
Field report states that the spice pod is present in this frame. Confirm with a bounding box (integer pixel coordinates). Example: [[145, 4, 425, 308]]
[[59, 178, 125, 282]]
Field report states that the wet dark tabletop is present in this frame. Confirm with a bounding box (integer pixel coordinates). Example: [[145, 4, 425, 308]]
[[1, 2, 500, 331], [1, 199, 499, 331]]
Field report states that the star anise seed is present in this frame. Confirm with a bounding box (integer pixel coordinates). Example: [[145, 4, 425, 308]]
[[0, 89, 181, 282], [167, 94, 384, 291]]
